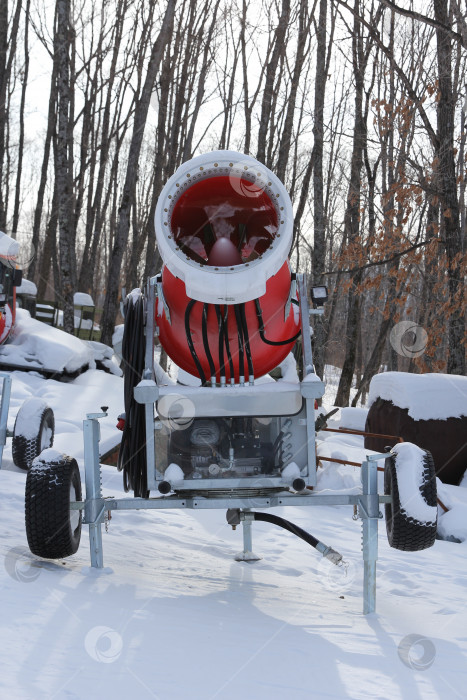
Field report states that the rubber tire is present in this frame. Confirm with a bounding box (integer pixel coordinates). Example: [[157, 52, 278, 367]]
[[25, 454, 82, 559], [384, 448, 437, 551], [12, 400, 55, 470]]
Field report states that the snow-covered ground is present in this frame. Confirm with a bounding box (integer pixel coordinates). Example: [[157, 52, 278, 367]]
[[0, 366, 466, 699]]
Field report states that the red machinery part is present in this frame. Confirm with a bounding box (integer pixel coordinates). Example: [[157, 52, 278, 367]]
[[154, 150, 299, 383], [156, 262, 300, 383], [0, 302, 14, 344]]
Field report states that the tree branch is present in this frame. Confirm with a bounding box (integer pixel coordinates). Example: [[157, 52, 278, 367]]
[[378, 0, 465, 47], [324, 238, 439, 275]]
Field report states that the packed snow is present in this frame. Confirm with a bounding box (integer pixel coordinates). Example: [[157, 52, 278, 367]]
[[368, 372, 467, 421], [0, 363, 466, 699], [340, 407, 369, 431]]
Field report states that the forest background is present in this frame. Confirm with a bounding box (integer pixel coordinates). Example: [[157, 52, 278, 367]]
[[0, 0, 465, 406]]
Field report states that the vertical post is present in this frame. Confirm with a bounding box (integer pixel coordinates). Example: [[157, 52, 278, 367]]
[[84, 416, 104, 568], [361, 457, 379, 614], [242, 510, 253, 555], [144, 278, 157, 491], [297, 274, 315, 376], [0, 374, 12, 468], [234, 509, 261, 562], [144, 278, 156, 380]]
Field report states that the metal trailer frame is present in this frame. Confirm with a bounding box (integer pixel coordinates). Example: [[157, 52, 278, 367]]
[[78, 273, 392, 614], [0, 373, 12, 466]]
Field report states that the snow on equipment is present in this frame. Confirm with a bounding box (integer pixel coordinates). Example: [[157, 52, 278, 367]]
[[24, 151, 437, 614], [0, 231, 22, 345], [0, 375, 55, 469], [0, 234, 56, 468]]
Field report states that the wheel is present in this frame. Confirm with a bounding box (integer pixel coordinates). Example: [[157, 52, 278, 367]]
[[384, 444, 437, 551], [12, 398, 55, 470], [25, 454, 82, 559]]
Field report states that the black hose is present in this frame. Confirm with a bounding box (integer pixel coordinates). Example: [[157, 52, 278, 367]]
[[223, 305, 235, 382], [214, 305, 225, 381], [252, 512, 319, 549], [239, 303, 254, 379], [254, 298, 301, 346], [233, 304, 245, 380], [118, 291, 148, 498], [202, 304, 216, 382], [185, 299, 207, 386]]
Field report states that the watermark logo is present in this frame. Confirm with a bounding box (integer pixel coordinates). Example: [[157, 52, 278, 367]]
[[2, 236, 35, 270], [85, 626, 123, 664], [157, 393, 195, 432], [4, 546, 41, 583], [398, 634, 436, 671], [316, 555, 357, 595], [390, 321, 428, 358], [228, 160, 268, 199]]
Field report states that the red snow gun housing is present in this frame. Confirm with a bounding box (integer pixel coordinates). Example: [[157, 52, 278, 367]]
[[154, 152, 300, 385], [0, 231, 22, 345]]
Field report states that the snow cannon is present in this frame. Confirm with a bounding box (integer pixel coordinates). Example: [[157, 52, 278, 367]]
[[21, 151, 440, 618], [0, 231, 22, 345], [154, 151, 300, 385]]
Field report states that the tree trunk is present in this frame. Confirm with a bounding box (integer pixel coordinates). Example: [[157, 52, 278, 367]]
[[12, 0, 30, 238], [311, 0, 327, 380], [54, 0, 75, 334], [434, 0, 465, 374], [100, 0, 175, 347]]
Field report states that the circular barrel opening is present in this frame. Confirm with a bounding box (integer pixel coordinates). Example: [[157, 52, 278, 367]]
[[171, 176, 278, 267]]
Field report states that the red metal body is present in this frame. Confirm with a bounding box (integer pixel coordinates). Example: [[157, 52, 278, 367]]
[[156, 261, 300, 383]]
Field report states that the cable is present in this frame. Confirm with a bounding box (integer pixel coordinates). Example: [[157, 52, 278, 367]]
[[214, 305, 226, 383], [202, 304, 216, 384], [222, 305, 235, 383], [185, 299, 207, 386], [254, 298, 301, 346], [118, 291, 148, 498], [239, 303, 254, 380], [233, 304, 245, 382]]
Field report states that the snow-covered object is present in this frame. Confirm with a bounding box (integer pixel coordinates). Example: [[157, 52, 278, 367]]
[[74, 292, 94, 307], [368, 372, 467, 421], [13, 397, 48, 439], [164, 463, 185, 487], [0, 230, 19, 260], [392, 443, 437, 524], [31, 448, 67, 467], [176, 367, 201, 386], [112, 324, 124, 360], [16, 278, 37, 296], [281, 461, 301, 484], [0, 308, 121, 375], [340, 407, 368, 431], [278, 353, 299, 383], [87, 341, 122, 377]]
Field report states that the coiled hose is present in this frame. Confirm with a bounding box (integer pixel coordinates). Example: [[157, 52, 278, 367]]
[[117, 291, 149, 498]]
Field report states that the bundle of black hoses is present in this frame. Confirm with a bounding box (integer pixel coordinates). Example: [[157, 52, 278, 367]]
[[185, 296, 301, 385], [117, 291, 149, 498]]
